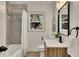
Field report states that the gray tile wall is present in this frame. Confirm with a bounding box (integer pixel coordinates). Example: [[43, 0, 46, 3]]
[[6, 15, 21, 45], [6, 3, 23, 45]]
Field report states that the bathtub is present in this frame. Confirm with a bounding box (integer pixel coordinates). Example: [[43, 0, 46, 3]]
[[6, 44, 23, 57]]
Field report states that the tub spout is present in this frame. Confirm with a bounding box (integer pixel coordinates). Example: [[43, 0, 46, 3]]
[[0, 46, 8, 52]]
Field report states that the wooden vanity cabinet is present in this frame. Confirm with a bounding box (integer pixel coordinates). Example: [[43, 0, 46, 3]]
[[45, 47, 67, 57], [44, 39, 68, 57]]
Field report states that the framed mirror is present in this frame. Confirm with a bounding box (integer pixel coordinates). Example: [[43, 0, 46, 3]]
[[58, 2, 70, 35]]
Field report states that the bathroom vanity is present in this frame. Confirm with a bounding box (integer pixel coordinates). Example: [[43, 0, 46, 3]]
[[45, 1, 70, 57], [44, 39, 68, 57]]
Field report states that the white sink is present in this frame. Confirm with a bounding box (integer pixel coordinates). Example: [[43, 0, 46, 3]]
[[45, 39, 69, 48]]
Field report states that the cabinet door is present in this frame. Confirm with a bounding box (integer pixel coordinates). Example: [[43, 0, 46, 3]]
[[45, 48, 67, 57]]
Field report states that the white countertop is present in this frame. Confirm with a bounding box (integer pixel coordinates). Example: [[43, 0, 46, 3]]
[[45, 39, 69, 48]]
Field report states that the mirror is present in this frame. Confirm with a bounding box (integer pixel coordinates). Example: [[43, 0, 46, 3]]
[[58, 2, 70, 35]]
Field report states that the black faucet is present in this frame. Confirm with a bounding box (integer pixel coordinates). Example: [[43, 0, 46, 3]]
[[59, 36, 63, 43]]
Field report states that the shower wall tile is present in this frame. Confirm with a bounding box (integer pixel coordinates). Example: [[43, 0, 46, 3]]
[[6, 3, 25, 45]]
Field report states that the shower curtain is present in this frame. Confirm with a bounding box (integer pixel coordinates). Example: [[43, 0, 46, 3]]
[[21, 10, 28, 56]]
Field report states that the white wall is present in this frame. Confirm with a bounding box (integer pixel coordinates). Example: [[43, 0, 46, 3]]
[[66, 2, 79, 56], [27, 2, 54, 50], [70, 1, 79, 36], [0, 1, 6, 46], [0, 1, 6, 57]]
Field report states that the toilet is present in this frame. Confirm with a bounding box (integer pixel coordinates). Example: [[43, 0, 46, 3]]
[[37, 44, 44, 57]]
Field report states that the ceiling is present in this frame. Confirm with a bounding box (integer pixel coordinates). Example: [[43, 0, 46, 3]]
[[7, 1, 56, 4]]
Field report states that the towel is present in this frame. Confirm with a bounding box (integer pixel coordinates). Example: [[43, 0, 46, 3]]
[[67, 36, 79, 57]]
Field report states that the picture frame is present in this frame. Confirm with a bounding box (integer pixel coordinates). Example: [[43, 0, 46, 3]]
[[28, 11, 45, 32]]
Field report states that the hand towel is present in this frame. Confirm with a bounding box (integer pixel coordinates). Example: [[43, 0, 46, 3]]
[[67, 36, 79, 57]]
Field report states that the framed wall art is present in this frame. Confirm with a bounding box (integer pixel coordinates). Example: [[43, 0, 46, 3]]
[[28, 11, 45, 32]]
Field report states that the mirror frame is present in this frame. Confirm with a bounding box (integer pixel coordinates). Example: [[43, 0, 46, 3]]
[[58, 1, 70, 36]]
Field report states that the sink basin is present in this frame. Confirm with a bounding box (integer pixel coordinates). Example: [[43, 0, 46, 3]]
[[45, 39, 69, 48]]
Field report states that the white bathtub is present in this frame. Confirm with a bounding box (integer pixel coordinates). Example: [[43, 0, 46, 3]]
[[6, 44, 23, 57]]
